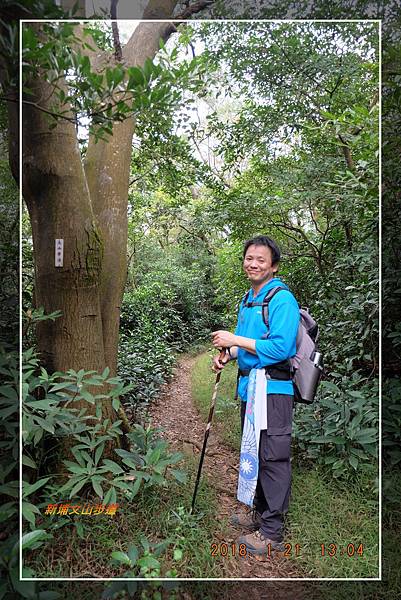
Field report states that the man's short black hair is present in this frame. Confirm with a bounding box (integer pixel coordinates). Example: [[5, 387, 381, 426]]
[[243, 235, 281, 265]]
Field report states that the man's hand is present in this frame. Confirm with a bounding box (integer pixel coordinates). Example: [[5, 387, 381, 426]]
[[211, 350, 230, 373], [212, 331, 257, 356], [211, 330, 237, 349]]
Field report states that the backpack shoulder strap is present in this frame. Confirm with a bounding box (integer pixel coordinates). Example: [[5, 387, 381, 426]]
[[261, 286, 287, 328], [236, 290, 251, 312]]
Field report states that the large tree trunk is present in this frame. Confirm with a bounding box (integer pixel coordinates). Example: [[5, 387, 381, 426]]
[[23, 75, 106, 376], [84, 21, 177, 374], [84, 120, 134, 376], [21, 12, 178, 428]]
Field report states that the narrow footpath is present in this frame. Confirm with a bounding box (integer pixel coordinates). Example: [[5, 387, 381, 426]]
[[148, 355, 307, 584]]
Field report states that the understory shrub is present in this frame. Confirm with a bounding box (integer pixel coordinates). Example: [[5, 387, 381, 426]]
[[382, 377, 401, 468], [118, 283, 177, 407], [0, 306, 188, 590], [21, 348, 186, 524], [118, 270, 220, 408], [293, 375, 378, 481]]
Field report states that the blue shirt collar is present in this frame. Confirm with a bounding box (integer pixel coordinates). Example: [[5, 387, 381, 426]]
[[248, 277, 286, 301]]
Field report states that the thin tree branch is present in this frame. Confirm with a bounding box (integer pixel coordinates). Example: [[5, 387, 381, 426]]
[[129, 165, 157, 186], [3, 90, 140, 126], [307, 198, 324, 235], [3, 95, 76, 123], [328, 73, 343, 100], [284, 252, 319, 261], [110, 0, 122, 62], [272, 39, 329, 94], [178, 223, 214, 254], [174, 0, 214, 19], [273, 214, 323, 258], [338, 133, 354, 170]]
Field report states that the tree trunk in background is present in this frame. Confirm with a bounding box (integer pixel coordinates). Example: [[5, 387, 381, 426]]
[[142, 0, 179, 18]]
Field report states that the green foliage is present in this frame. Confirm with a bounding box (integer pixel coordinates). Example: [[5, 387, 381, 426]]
[[165, 504, 213, 573], [113, 424, 186, 497], [56, 422, 185, 507], [179, 22, 380, 482], [13, 312, 186, 581], [110, 537, 170, 578], [212, 241, 249, 326], [22, 307, 62, 349], [293, 377, 378, 479], [119, 241, 222, 407], [0, 347, 62, 598], [118, 284, 177, 406], [22, 344, 127, 453], [22, 207, 34, 314], [22, 346, 186, 511], [122, 22, 381, 482], [102, 579, 179, 600], [382, 36, 401, 397], [0, 531, 62, 600], [0, 348, 19, 527], [382, 378, 401, 467], [287, 468, 379, 578], [22, 22, 207, 142], [0, 114, 18, 348]]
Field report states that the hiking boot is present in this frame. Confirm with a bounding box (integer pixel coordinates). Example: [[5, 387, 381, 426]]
[[238, 530, 285, 555], [229, 508, 262, 531]]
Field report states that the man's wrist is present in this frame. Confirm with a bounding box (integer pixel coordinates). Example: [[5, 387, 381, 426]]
[[232, 335, 256, 355]]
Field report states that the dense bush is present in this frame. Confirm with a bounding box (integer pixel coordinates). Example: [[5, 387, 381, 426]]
[[118, 283, 180, 407], [0, 306, 188, 592], [118, 245, 224, 408], [293, 376, 378, 479], [211, 240, 249, 327], [382, 378, 401, 467], [14, 348, 185, 583]]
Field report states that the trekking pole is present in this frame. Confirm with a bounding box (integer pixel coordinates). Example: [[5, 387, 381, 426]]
[[191, 348, 228, 513]]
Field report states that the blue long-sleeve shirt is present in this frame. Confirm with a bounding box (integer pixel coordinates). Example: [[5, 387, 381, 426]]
[[234, 277, 299, 400]]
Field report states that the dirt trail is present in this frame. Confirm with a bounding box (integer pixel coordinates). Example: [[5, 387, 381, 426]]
[[148, 355, 306, 583]]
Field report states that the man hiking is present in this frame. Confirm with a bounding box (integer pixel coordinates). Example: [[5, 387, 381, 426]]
[[211, 235, 299, 555]]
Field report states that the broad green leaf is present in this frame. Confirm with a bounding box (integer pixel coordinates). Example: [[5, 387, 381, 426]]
[[21, 529, 51, 551], [91, 477, 104, 499], [127, 545, 139, 564], [22, 455, 37, 469], [111, 551, 131, 565], [23, 477, 50, 498], [170, 469, 187, 483], [102, 459, 124, 475]]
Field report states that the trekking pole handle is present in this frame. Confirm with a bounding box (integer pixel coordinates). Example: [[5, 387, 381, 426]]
[[219, 347, 230, 367], [219, 347, 228, 360]]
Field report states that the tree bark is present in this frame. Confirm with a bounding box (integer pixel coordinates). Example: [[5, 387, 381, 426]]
[[23, 72, 105, 371], [21, 16, 179, 423], [84, 21, 178, 374], [60, 0, 86, 16], [142, 0, 179, 19]]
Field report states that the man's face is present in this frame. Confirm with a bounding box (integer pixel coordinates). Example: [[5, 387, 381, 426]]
[[243, 244, 277, 286]]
